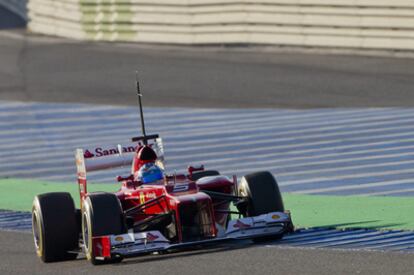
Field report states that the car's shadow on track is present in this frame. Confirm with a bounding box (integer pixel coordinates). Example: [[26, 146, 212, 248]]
[[117, 240, 254, 266], [77, 221, 410, 266]]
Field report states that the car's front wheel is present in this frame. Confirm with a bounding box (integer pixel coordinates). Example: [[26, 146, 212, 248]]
[[238, 171, 286, 242], [32, 192, 79, 262], [82, 192, 126, 265]]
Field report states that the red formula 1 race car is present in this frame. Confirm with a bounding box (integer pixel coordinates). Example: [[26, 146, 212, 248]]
[[31, 80, 293, 265]]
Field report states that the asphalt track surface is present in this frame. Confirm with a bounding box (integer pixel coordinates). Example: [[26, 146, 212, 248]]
[[2, 7, 414, 275], [1, 230, 414, 275], [2, 9, 414, 109]]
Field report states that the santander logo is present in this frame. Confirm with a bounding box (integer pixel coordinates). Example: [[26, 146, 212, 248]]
[[146, 232, 159, 242], [233, 220, 251, 229], [83, 145, 138, 159], [84, 150, 95, 158]]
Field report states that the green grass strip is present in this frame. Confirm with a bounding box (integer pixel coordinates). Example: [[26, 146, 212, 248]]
[[1, 179, 413, 230], [284, 193, 414, 230], [0, 179, 118, 211]]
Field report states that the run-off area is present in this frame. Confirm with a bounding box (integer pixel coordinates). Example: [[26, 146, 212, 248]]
[[1, 101, 414, 253]]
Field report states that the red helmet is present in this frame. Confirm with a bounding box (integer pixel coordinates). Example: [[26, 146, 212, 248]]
[[132, 145, 157, 174]]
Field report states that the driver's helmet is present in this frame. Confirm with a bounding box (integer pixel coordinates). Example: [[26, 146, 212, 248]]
[[136, 162, 164, 184]]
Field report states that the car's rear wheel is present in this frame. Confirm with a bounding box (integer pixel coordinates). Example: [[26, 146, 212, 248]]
[[239, 171, 285, 242], [82, 192, 126, 265], [32, 192, 79, 262], [191, 170, 220, 181]]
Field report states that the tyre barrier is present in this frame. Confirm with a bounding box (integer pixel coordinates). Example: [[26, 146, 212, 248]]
[[1, 1, 414, 51]]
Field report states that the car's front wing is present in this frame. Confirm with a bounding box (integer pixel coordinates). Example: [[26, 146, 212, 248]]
[[91, 212, 292, 260]]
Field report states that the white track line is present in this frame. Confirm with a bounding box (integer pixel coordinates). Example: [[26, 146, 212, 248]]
[[291, 178, 414, 194]]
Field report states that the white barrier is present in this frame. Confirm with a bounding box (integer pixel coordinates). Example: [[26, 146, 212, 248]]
[[2, 0, 414, 50]]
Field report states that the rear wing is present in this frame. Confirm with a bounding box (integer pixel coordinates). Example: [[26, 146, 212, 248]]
[[75, 136, 164, 202]]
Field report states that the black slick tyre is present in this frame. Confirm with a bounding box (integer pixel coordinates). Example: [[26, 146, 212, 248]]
[[82, 192, 126, 265], [238, 171, 285, 242], [32, 192, 79, 262], [239, 171, 284, 216]]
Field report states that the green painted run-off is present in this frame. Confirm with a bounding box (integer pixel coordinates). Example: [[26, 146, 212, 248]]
[[1, 179, 413, 230]]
